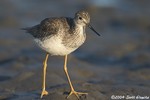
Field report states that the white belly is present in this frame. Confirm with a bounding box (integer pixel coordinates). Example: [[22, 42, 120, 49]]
[[34, 36, 76, 56]]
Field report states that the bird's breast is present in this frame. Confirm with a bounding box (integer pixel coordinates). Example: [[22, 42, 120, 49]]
[[34, 35, 79, 56], [62, 27, 86, 49]]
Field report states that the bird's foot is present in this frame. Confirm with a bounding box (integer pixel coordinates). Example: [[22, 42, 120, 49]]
[[67, 90, 88, 99], [41, 90, 48, 98]]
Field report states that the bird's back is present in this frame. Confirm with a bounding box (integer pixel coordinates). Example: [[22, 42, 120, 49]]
[[22, 17, 74, 40]]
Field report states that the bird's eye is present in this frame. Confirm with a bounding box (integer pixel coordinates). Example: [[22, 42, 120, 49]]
[[79, 17, 82, 20]]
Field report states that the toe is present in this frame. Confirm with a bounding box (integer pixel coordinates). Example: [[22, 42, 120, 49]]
[[41, 90, 48, 98], [77, 92, 88, 95], [67, 90, 88, 99]]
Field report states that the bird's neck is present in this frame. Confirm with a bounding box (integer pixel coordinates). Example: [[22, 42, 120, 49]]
[[73, 22, 84, 33]]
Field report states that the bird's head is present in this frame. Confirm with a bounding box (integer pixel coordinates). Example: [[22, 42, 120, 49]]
[[74, 9, 100, 36], [74, 10, 90, 26]]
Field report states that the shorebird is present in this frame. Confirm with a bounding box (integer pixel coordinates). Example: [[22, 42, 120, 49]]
[[22, 9, 100, 99]]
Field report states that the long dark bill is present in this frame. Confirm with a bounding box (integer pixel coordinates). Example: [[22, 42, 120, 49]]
[[88, 24, 100, 36]]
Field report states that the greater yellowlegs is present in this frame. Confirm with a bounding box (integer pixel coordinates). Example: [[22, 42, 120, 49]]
[[22, 9, 100, 99]]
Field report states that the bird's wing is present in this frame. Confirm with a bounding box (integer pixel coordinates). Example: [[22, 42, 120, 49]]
[[22, 18, 63, 39]]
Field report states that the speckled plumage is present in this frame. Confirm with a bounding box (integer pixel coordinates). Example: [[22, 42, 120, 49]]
[[23, 17, 73, 39], [22, 10, 92, 56]]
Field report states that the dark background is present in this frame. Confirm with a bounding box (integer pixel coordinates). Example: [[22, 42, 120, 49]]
[[0, 0, 150, 100]]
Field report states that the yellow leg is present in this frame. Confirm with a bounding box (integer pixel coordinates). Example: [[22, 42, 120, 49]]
[[64, 55, 88, 99], [41, 53, 49, 98]]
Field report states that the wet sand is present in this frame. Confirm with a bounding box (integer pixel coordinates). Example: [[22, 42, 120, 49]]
[[0, 0, 150, 100]]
